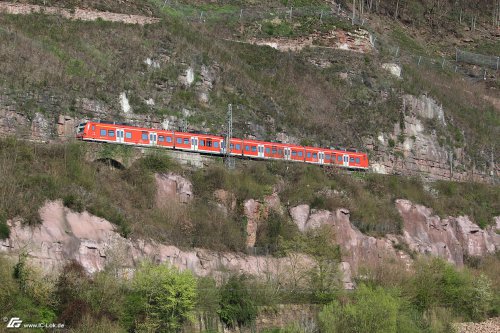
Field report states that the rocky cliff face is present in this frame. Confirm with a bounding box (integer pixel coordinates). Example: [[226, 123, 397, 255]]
[[287, 199, 500, 272], [366, 94, 498, 183], [2, 165, 499, 288], [0, 200, 355, 289]]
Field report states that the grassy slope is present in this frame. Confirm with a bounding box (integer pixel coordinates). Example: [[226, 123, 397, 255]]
[[0, 1, 498, 237], [0, 0, 497, 167], [1, 139, 498, 246]]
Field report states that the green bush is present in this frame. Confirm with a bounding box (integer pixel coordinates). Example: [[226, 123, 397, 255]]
[[318, 284, 399, 333], [124, 261, 197, 332], [406, 258, 494, 321], [218, 275, 257, 329]]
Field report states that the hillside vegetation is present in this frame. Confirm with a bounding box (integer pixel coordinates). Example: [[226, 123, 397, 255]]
[[1, 139, 498, 245], [0, 1, 499, 330], [0, 0, 498, 168], [1, 248, 499, 332]]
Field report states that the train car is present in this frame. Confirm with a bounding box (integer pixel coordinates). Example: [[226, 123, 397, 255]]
[[156, 131, 175, 148], [241, 139, 264, 158], [330, 149, 369, 169], [229, 138, 244, 156], [77, 121, 175, 148], [261, 142, 287, 160], [195, 133, 224, 154], [288, 145, 306, 162], [173, 132, 224, 154], [304, 146, 329, 164], [76, 120, 369, 170]]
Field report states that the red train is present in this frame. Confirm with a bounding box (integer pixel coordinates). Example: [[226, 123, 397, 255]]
[[76, 121, 369, 169]]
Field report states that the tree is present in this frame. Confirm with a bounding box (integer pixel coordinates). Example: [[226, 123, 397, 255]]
[[218, 275, 257, 329], [318, 284, 399, 333], [125, 262, 197, 333]]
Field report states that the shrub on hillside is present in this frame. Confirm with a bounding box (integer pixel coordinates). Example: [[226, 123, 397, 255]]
[[318, 284, 399, 333]]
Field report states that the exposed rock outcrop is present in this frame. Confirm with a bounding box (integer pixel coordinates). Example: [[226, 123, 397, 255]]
[[248, 28, 373, 54], [0, 2, 159, 25], [366, 94, 498, 183], [155, 173, 193, 206], [397, 199, 498, 265], [289, 200, 500, 271], [244, 193, 283, 247], [0, 201, 354, 289], [289, 205, 411, 272]]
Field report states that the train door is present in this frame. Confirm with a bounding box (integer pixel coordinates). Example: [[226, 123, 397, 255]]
[[149, 132, 157, 146], [257, 145, 265, 158], [116, 129, 124, 143], [319, 152, 325, 164], [191, 137, 198, 151], [284, 148, 291, 160], [343, 154, 349, 167]]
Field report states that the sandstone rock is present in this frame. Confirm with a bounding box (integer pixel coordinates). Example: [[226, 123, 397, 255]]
[[244, 199, 263, 248], [179, 67, 194, 87], [0, 2, 159, 25], [57, 114, 77, 139], [290, 204, 310, 232], [403, 94, 446, 125], [31, 112, 51, 141], [289, 205, 407, 272], [396, 199, 499, 265], [213, 189, 237, 215], [155, 173, 193, 207], [2, 201, 353, 289], [264, 193, 282, 214], [364, 93, 500, 183], [382, 63, 402, 78]]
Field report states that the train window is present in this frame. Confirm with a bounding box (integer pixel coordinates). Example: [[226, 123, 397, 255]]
[[325, 154, 330, 160], [125, 132, 132, 139], [313, 153, 317, 159], [350, 157, 355, 162], [278, 149, 283, 155], [214, 142, 219, 148], [92, 125, 95, 131], [184, 138, 189, 144], [142, 132, 148, 140], [251, 146, 257, 152], [298, 151, 303, 157], [158, 136, 164, 142], [265, 148, 271, 154], [100, 129, 106, 136], [307, 152, 311, 158], [200, 140, 205, 146], [108, 130, 115, 137], [338, 156, 342, 162], [272, 148, 277, 154], [166, 136, 172, 143], [236, 144, 241, 150], [176, 138, 182, 144], [356, 158, 360, 164], [230, 143, 234, 149], [292, 151, 297, 156], [245, 145, 250, 151]]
